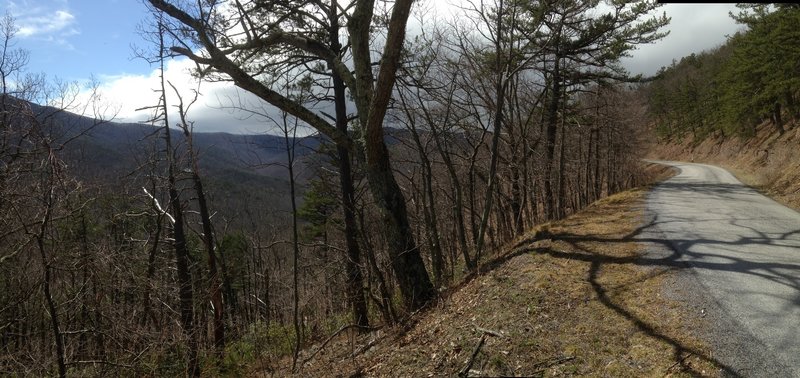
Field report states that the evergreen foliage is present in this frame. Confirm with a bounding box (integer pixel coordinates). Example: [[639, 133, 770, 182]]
[[646, 5, 800, 139]]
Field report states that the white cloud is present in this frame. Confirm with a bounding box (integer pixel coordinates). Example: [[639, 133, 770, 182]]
[[17, 9, 75, 37], [4, 1, 79, 47], [94, 57, 286, 134]]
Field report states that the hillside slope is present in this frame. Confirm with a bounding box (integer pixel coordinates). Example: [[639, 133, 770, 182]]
[[647, 121, 800, 211], [27, 101, 329, 224], [266, 167, 726, 377]]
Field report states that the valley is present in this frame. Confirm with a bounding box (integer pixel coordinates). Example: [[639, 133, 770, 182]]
[[2, 1, 798, 377]]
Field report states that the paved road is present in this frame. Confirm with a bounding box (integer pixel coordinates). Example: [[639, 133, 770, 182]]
[[642, 161, 800, 376]]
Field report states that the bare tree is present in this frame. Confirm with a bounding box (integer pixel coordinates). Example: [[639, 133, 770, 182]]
[[169, 82, 226, 361], [145, 0, 436, 311], [327, 0, 370, 328], [137, 18, 199, 376], [0, 13, 113, 376], [537, 0, 669, 219]]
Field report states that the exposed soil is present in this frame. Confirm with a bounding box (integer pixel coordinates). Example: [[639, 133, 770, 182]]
[[263, 168, 723, 377]]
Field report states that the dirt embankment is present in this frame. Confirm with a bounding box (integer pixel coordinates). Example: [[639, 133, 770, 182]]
[[647, 122, 800, 211]]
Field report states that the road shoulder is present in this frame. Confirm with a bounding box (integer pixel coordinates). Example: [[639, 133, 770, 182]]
[[640, 161, 794, 377]]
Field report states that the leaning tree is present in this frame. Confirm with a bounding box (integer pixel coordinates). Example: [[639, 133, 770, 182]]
[[144, 0, 436, 312]]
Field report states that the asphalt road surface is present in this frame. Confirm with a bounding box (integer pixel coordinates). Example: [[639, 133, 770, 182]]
[[642, 161, 800, 377]]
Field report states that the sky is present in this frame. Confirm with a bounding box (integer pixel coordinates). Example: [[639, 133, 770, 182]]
[[2, 0, 745, 134]]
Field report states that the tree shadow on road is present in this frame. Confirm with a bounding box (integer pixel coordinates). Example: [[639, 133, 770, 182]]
[[465, 179, 800, 376], [543, 199, 800, 376]]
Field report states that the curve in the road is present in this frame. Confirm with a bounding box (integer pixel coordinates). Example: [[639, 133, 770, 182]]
[[641, 160, 800, 377]]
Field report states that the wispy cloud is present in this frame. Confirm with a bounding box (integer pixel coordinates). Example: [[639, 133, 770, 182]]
[[17, 9, 75, 36], [4, 1, 79, 47]]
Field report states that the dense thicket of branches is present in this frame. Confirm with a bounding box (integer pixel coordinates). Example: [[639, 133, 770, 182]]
[[0, 1, 668, 375], [645, 4, 800, 140]]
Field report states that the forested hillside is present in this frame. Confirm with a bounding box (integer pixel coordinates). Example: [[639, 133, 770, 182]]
[[1, 1, 670, 376], [645, 4, 800, 140], [644, 4, 800, 210]]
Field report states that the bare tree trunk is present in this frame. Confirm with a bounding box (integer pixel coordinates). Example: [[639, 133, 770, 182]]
[[785, 91, 799, 123], [426, 81, 473, 269], [773, 102, 784, 134], [398, 88, 445, 285], [510, 156, 524, 235], [586, 134, 592, 205], [156, 22, 198, 376], [593, 128, 601, 201], [417, 133, 445, 285], [165, 112, 199, 378], [178, 114, 225, 359], [351, 0, 435, 311], [35, 178, 66, 378], [468, 160, 479, 246], [142, 175, 163, 329], [475, 0, 508, 264], [330, 0, 369, 328], [281, 114, 302, 372], [358, 212, 397, 324], [557, 107, 567, 219], [544, 55, 562, 221]]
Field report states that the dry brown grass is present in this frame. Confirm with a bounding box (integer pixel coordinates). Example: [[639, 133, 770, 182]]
[[262, 184, 721, 377]]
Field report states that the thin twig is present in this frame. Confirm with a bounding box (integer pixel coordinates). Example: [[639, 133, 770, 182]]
[[531, 355, 576, 373], [301, 324, 381, 365], [458, 327, 505, 376], [64, 360, 135, 370]]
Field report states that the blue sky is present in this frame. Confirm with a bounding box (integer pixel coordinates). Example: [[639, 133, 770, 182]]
[[6, 0, 151, 81], [2, 0, 745, 134]]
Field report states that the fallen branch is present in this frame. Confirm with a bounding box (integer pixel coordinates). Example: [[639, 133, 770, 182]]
[[665, 352, 693, 373], [458, 334, 486, 378], [531, 355, 576, 373], [475, 326, 504, 338], [301, 324, 381, 365], [351, 337, 379, 358], [142, 187, 175, 224], [458, 327, 505, 377]]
